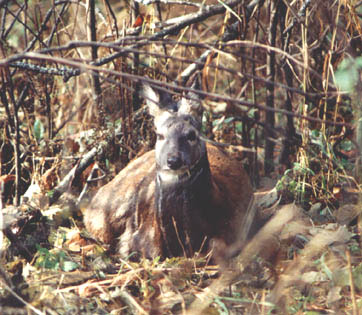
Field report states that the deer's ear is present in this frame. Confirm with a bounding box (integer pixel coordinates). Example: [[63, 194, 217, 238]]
[[142, 84, 173, 128], [142, 84, 162, 118], [178, 75, 203, 121], [178, 92, 203, 122], [142, 84, 177, 118]]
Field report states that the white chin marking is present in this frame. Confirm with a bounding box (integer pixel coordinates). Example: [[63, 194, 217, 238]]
[[158, 169, 187, 185]]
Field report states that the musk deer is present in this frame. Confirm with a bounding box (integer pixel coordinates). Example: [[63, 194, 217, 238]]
[[84, 84, 255, 259]]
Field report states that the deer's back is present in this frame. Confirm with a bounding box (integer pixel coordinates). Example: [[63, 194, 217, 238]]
[[84, 150, 161, 258], [84, 143, 253, 258], [206, 144, 253, 244]]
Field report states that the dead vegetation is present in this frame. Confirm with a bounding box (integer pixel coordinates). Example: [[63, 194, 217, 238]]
[[0, 0, 361, 314]]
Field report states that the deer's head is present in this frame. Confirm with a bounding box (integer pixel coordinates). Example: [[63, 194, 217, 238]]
[[143, 84, 205, 185]]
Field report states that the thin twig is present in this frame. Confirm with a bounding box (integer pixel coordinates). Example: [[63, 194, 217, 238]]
[[0, 279, 44, 315], [2, 53, 352, 128], [180, 0, 263, 84], [88, 0, 104, 126], [6, 40, 337, 99], [49, 144, 104, 205], [135, 0, 205, 8], [13, 84, 29, 205], [46, 2, 69, 47], [264, 0, 279, 175], [103, 0, 119, 38], [57, 0, 247, 80]]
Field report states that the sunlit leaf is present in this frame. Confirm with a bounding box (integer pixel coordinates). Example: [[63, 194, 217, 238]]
[[34, 119, 45, 142], [214, 297, 229, 315], [61, 260, 79, 272], [339, 139, 353, 151], [335, 58, 359, 92]]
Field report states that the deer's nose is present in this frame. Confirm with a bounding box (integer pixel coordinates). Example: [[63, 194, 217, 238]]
[[167, 155, 183, 170]]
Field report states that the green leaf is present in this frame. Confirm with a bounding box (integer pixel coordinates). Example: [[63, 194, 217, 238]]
[[339, 139, 353, 151], [61, 260, 79, 272], [47, 190, 55, 198], [212, 118, 222, 127], [320, 253, 333, 280], [223, 117, 234, 124], [247, 107, 258, 118], [235, 122, 243, 133], [214, 297, 229, 315], [353, 263, 362, 290], [36, 244, 50, 255], [311, 129, 320, 138], [355, 56, 362, 68], [34, 119, 45, 142], [334, 58, 360, 92], [335, 68, 358, 92]]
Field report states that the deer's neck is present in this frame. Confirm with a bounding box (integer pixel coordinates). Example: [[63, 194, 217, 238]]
[[155, 153, 214, 257]]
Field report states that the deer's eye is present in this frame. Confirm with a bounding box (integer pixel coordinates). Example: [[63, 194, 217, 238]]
[[186, 130, 196, 142], [157, 133, 165, 141]]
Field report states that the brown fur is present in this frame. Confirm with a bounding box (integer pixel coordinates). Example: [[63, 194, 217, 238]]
[[84, 143, 253, 259]]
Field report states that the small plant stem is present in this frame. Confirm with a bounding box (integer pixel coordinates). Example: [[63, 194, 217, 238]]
[[44, 82, 53, 139], [279, 0, 297, 170], [13, 96, 21, 206], [130, 0, 141, 112], [0, 75, 15, 133], [103, 0, 119, 38], [250, 7, 261, 186], [264, 0, 279, 175], [346, 249, 358, 315], [154, 0, 168, 68], [13, 84, 29, 205], [88, 0, 104, 126]]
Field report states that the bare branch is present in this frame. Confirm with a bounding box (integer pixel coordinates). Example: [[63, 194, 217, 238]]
[[135, 0, 205, 8], [2, 52, 351, 128]]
